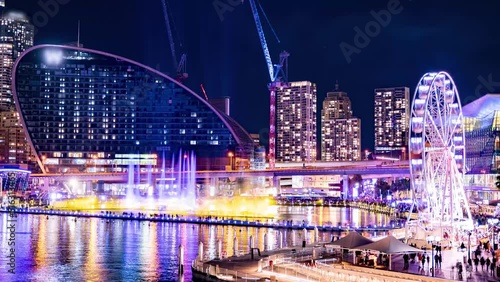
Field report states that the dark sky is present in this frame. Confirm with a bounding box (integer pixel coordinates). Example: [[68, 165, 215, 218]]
[[7, 0, 500, 151]]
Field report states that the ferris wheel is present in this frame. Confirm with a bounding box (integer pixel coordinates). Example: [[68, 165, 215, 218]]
[[407, 71, 473, 241]]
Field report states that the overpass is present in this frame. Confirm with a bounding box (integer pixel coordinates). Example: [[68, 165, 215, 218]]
[[30, 165, 410, 182]]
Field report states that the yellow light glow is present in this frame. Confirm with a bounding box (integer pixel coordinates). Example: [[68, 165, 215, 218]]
[[50, 195, 277, 219]]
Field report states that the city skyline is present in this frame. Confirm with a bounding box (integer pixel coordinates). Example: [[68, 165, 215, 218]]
[[4, 0, 500, 152]]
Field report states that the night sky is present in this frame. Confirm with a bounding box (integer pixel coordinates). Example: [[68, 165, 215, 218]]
[[8, 0, 500, 151]]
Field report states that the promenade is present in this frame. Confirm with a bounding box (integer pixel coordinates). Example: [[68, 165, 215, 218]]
[[193, 243, 500, 281]]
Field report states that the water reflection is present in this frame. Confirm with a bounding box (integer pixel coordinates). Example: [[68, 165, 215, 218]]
[[0, 206, 391, 281]]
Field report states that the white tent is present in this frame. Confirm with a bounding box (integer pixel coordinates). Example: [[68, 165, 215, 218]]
[[327, 231, 374, 249], [357, 235, 424, 270], [326, 232, 374, 265], [357, 235, 424, 254]]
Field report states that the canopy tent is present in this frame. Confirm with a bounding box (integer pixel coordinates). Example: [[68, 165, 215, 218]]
[[357, 235, 424, 254], [356, 235, 424, 270], [327, 231, 374, 249]]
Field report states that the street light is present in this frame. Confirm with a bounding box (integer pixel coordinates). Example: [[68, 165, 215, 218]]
[[228, 152, 234, 170], [427, 235, 440, 277], [467, 230, 472, 264]]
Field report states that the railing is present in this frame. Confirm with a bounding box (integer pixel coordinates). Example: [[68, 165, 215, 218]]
[[191, 259, 262, 281]]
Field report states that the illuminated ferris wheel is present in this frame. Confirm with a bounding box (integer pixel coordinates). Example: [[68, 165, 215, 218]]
[[407, 71, 473, 242]]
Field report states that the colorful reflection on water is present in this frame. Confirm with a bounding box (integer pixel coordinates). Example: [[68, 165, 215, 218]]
[[0, 206, 391, 281]]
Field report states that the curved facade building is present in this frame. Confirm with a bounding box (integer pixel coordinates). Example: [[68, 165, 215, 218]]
[[463, 94, 500, 174], [12, 45, 253, 173]]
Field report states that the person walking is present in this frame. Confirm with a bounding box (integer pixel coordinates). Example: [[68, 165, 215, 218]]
[[486, 257, 491, 272], [480, 257, 486, 271], [492, 258, 497, 275], [403, 253, 409, 270], [474, 256, 480, 271]]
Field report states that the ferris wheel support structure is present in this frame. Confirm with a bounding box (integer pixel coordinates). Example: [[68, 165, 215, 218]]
[[406, 71, 473, 245]]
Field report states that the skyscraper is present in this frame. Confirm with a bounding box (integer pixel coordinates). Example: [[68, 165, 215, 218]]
[[321, 83, 361, 161], [0, 10, 34, 110], [276, 81, 317, 162], [374, 87, 410, 159], [0, 8, 34, 166]]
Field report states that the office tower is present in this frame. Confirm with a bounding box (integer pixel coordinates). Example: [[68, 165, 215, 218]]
[[0, 110, 35, 164], [0, 11, 34, 110], [276, 81, 317, 162], [374, 87, 410, 159], [0, 9, 34, 165], [321, 83, 361, 161]]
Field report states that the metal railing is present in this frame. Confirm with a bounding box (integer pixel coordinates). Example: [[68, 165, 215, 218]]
[[192, 259, 262, 281]]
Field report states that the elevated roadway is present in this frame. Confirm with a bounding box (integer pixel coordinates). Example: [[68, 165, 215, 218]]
[[30, 165, 410, 181]]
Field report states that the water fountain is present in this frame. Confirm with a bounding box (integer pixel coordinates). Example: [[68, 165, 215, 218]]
[[51, 149, 276, 219], [166, 149, 197, 208]]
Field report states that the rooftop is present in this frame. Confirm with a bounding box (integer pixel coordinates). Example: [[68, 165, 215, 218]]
[[462, 94, 500, 119]]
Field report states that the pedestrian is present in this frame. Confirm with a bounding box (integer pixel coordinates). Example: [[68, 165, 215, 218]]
[[435, 253, 439, 268], [480, 257, 485, 271], [486, 257, 491, 271], [474, 257, 480, 271], [422, 254, 426, 269], [492, 257, 497, 275], [437, 253, 442, 268], [403, 253, 409, 270]]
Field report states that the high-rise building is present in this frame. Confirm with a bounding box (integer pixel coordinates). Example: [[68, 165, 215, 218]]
[[374, 87, 410, 159], [0, 9, 34, 166], [12, 45, 254, 173], [276, 81, 317, 162], [0, 110, 35, 164], [0, 11, 34, 110], [321, 83, 361, 161]]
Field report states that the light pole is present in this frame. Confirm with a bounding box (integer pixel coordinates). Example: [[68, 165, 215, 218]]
[[427, 236, 440, 277], [228, 152, 234, 170], [465, 230, 472, 265]]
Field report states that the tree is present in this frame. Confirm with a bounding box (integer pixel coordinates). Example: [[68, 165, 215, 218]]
[[375, 179, 390, 199], [350, 174, 364, 195]]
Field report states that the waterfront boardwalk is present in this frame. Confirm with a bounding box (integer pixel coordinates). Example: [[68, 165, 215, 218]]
[[0, 207, 401, 233], [193, 243, 500, 281]]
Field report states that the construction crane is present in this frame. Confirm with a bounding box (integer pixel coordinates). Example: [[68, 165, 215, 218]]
[[160, 0, 188, 83], [248, 0, 289, 170]]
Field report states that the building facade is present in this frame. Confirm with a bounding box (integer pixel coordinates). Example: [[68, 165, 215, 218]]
[[0, 110, 35, 164], [276, 81, 317, 162], [374, 87, 410, 159], [12, 45, 254, 173], [208, 97, 230, 116], [463, 94, 500, 175], [0, 11, 34, 110], [321, 85, 361, 161], [0, 10, 34, 166]]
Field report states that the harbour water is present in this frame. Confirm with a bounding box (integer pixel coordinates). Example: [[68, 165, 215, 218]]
[[0, 206, 391, 281]]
